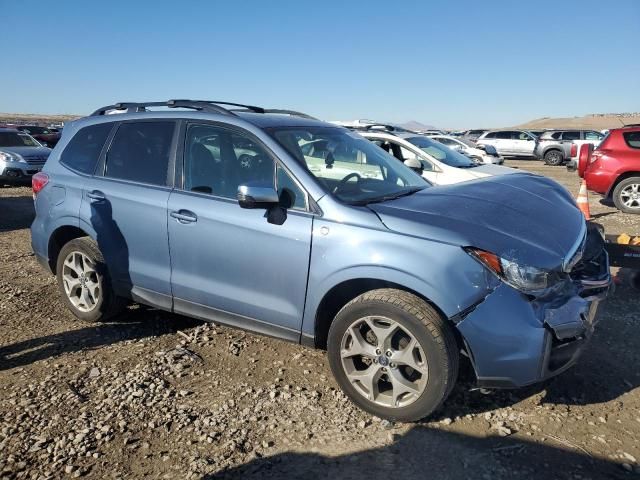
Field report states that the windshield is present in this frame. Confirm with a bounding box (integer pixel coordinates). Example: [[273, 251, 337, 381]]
[[268, 126, 427, 204], [406, 136, 476, 168], [0, 132, 40, 147]]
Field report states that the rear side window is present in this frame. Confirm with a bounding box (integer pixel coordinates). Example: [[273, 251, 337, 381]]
[[624, 131, 640, 149], [561, 131, 581, 141], [495, 131, 513, 139], [105, 122, 175, 186], [60, 123, 113, 174]]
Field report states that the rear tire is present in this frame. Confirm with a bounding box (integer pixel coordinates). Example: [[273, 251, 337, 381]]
[[56, 237, 126, 322], [612, 177, 640, 214], [544, 149, 564, 166], [327, 289, 458, 422]]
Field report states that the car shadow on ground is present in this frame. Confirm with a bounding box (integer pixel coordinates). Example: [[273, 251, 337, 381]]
[[0, 307, 203, 371], [0, 195, 35, 232], [206, 425, 628, 480]]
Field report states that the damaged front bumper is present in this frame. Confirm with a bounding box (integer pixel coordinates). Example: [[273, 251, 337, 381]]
[[456, 250, 611, 389]]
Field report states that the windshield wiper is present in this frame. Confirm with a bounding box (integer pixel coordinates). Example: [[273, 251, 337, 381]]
[[356, 186, 425, 205]]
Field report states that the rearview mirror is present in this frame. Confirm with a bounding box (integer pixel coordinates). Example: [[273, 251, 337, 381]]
[[404, 158, 424, 175], [237, 185, 279, 209]]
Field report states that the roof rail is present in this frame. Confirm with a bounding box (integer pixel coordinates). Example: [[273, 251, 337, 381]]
[[89, 99, 313, 119], [90, 100, 236, 116]]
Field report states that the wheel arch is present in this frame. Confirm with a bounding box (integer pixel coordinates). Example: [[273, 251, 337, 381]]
[[47, 224, 94, 274], [606, 171, 640, 198], [311, 277, 453, 350]]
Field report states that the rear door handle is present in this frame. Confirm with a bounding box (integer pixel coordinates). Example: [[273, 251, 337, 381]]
[[86, 190, 105, 201], [170, 210, 198, 223]]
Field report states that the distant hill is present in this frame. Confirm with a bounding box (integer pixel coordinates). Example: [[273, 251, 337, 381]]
[[0, 112, 80, 126], [516, 113, 640, 130]]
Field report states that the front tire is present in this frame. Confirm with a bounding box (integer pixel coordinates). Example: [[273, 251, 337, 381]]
[[612, 177, 640, 214], [327, 289, 458, 422], [544, 149, 564, 166], [56, 237, 126, 322]]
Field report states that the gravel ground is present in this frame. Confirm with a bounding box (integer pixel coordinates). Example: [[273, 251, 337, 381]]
[[0, 161, 639, 479]]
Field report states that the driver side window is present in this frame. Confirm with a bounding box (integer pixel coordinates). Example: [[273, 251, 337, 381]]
[[184, 124, 275, 199]]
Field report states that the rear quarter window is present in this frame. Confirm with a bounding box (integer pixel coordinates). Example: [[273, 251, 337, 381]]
[[60, 123, 113, 174], [623, 131, 640, 149]]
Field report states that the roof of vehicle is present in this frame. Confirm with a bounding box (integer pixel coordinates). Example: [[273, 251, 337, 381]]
[[0, 128, 20, 132], [236, 112, 330, 129], [79, 99, 329, 130]]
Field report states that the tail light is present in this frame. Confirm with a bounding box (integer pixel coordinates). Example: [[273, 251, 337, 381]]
[[32, 172, 49, 199], [577, 144, 593, 179], [570, 143, 577, 157]]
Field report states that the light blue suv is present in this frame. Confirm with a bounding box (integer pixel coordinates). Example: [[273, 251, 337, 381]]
[[30, 100, 611, 421]]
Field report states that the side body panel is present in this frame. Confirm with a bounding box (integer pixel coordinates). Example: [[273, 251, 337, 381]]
[[301, 199, 498, 338], [167, 191, 313, 333]]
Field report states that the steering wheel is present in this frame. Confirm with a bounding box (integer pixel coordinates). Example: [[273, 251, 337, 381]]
[[333, 172, 362, 194]]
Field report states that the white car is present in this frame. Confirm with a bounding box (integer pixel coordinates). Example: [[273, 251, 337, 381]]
[[476, 129, 538, 158], [353, 126, 515, 185], [429, 135, 504, 164]]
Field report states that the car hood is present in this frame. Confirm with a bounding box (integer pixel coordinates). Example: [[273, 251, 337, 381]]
[[472, 164, 517, 176], [368, 173, 584, 270], [0, 146, 51, 157]]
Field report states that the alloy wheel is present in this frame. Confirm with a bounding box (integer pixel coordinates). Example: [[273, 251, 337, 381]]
[[620, 183, 640, 210], [340, 316, 428, 408], [61, 251, 101, 312]]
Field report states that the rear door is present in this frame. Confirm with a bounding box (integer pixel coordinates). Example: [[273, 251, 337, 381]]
[[492, 131, 515, 155], [167, 122, 313, 336], [512, 131, 536, 156], [79, 120, 177, 309]]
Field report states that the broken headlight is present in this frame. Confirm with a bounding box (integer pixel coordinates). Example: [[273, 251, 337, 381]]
[[465, 248, 550, 293]]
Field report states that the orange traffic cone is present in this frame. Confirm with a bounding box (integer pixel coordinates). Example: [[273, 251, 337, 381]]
[[576, 179, 591, 220]]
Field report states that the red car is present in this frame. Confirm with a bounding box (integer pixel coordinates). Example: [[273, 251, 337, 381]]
[[580, 126, 640, 214], [15, 125, 61, 148]]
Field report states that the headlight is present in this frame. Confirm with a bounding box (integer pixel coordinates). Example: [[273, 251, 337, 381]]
[[465, 247, 550, 293], [0, 151, 25, 163]]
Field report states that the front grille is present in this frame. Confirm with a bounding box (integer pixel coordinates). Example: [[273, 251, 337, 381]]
[[23, 155, 48, 166]]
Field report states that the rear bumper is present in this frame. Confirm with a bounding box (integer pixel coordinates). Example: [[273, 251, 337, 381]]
[[584, 169, 614, 195], [456, 253, 611, 388]]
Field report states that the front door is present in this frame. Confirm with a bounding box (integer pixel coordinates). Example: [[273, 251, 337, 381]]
[[167, 122, 313, 338]]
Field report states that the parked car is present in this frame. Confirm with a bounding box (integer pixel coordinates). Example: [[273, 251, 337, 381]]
[[350, 125, 513, 185], [15, 125, 62, 147], [429, 135, 504, 164], [31, 99, 610, 422], [0, 128, 51, 184], [534, 130, 604, 166], [476, 129, 538, 158], [581, 126, 640, 213], [460, 129, 488, 143]]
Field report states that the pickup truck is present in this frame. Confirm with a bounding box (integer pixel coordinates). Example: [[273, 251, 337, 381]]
[[534, 130, 604, 166]]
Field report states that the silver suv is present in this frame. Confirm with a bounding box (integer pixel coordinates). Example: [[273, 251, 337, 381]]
[[534, 130, 605, 166], [476, 129, 537, 158]]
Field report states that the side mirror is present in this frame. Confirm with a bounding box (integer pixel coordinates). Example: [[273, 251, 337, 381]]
[[237, 185, 279, 209], [404, 158, 424, 175]]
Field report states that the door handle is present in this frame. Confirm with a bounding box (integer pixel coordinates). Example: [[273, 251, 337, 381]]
[[170, 210, 198, 223], [86, 190, 105, 201]]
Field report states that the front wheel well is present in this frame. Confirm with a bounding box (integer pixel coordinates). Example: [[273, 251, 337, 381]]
[[48, 226, 90, 274], [313, 279, 452, 350], [607, 171, 640, 198]]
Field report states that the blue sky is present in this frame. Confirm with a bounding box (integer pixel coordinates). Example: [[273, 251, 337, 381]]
[[1, 0, 638, 128]]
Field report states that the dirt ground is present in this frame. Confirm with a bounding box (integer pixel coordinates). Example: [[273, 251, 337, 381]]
[[1, 161, 639, 479]]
